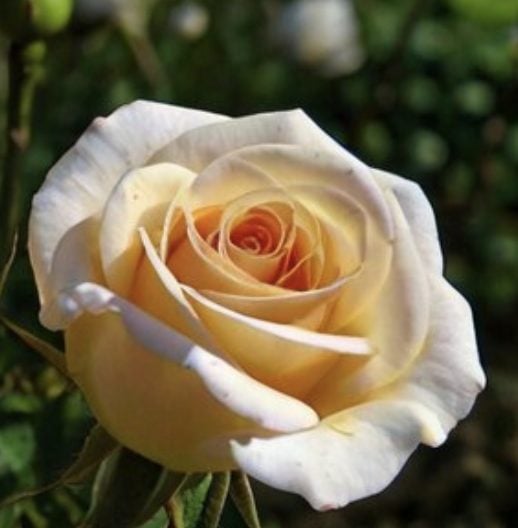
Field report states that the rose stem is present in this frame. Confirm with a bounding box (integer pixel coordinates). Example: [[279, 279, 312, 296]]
[[0, 40, 46, 275]]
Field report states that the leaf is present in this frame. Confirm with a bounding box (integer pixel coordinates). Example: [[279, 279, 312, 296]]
[[202, 472, 231, 528], [84, 448, 183, 528], [0, 315, 69, 378], [60, 424, 119, 485], [0, 422, 36, 474], [0, 424, 118, 509], [168, 473, 213, 528], [229, 472, 261, 528], [140, 507, 169, 528]]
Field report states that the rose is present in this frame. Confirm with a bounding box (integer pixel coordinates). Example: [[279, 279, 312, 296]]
[[29, 101, 485, 510]]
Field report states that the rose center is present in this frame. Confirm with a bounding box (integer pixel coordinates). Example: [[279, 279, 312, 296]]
[[230, 214, 277, 255]]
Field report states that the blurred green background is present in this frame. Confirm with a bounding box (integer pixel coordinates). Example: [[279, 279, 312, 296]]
[[0, 0, 517, 526]]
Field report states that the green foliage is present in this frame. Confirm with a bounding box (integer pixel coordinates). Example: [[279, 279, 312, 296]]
[[448, 0, 518, 26]]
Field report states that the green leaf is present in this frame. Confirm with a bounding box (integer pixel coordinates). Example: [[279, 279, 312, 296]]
[[140, 507, 169, 528], [0, 424, 118, 509], [168, 473, 213, 528], [448, 0, 518, 26], [202, 472, 231, 528], [229, 472, 261, 528], [0, 315, 69, 378], [84, 448, 182, 528], [0, 422, 36, 474], [60, 424, 119, 485]]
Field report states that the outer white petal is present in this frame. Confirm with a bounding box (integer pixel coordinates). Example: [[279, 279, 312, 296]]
[[391, 274, 486, 446], [57, 282, 319, 433], [29, 101, 227, 308], [372, 168, 443, 274], [150, 108, 365, 176], [231, 400, 425, 510]]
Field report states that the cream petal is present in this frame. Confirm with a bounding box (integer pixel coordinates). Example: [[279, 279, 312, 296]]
[[171, 196, 290, 296], [388, 274, 485, 446], [66, 312, 256, 472], [134, 228, 216, 349], [59, 282, 319, 433], [99, 162, 196, 295], [215, 189, 296, 284], [197, 277, 349, 328], [231, 400, 425, 510], [231, 144, 394, 240], [41, 217, 103, 330], [150, 109, 352, 172], [187, 156, 279, 210], [29, 101, 227, 311], [302, 184, 392, 331], [372, 168, 443, 275], [287, 184, 366, 280], [182, 286, 369, 398], [309, 192, 430, 414]]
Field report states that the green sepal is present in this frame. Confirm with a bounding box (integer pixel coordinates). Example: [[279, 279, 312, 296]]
[[229, 472, 261, 528], [167, 473, 213, 528], [0, 315, 69, 378], [201, 472, 231, 528], [83, 448, 182, 528]]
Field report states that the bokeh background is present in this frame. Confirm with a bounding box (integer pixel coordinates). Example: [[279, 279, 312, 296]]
[[0, 0, 517, 526]]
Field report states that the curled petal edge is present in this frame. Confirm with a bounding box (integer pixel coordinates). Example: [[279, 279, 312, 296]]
[[57, 282, 320, 434]]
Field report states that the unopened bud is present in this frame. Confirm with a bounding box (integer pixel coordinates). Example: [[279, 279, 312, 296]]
[[0, 0, 73, 41]]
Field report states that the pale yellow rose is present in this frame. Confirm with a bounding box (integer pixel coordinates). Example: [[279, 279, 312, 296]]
[[28, 101, 485, 510]]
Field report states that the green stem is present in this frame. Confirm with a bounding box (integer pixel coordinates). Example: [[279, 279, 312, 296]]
[[0, 39, 46, 273]]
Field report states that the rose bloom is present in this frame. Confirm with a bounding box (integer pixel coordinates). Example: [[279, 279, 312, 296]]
[[29, 101, 485, 510]]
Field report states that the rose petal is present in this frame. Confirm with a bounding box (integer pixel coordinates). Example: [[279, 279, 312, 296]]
[[389, 274, 486, 446], [232, 145, 394, 240], [29, 101, 227, 310], [66, 311, 255, 471], [197, 276, 352, 329], [183, 286, 370, 398], [310, 192, 430, 414], [186, 155, 279, 210], [133, 228, 215, 348], [372, 168, 443, 275], [41, 217, 103, 329], [231, 400, 425, 510], [150, 109, 352, 172], [61, 281, 319, 433], [99, 162, 196, 295]]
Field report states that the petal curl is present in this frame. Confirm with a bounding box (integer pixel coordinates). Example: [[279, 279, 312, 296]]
[[310, 192, 430, 414], [67, 311, 251, 471], [232, 145, 394, 240], [389, 274, 485, 446], [60, 282, 319, 434], [231, 400, 425, 510], [372, 169, 443, 275], [183, 286, 370, 398], [99, 162, 196, 295], [41, 217, 103, 329], [29, 101, 227, 310], [150, 109, 351, 172]]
